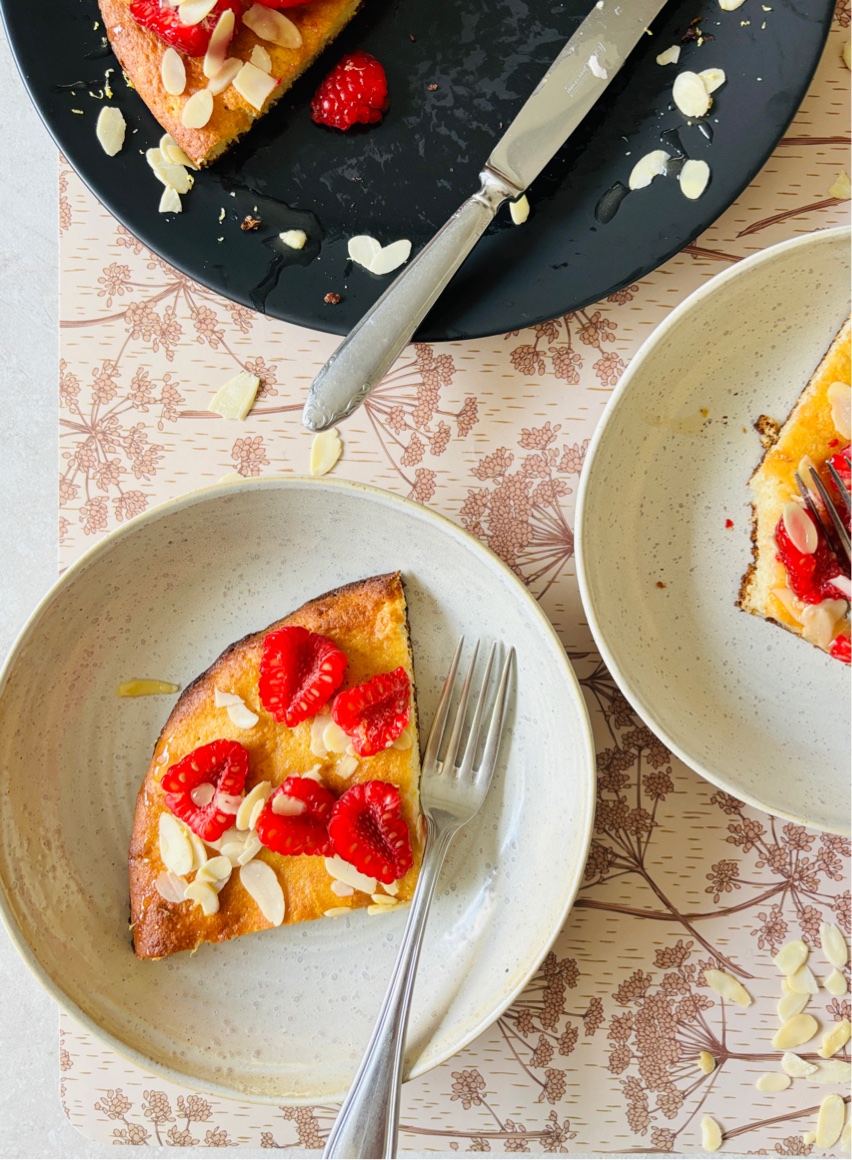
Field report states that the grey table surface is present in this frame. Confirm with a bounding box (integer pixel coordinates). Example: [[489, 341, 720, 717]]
[[0, 30, 284, 1160]]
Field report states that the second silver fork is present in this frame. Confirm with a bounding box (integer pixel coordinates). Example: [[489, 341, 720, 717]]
[[323, 639, 514, 1160]]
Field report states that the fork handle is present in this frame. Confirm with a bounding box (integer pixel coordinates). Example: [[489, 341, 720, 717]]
[[322, 820, 455, 1160]]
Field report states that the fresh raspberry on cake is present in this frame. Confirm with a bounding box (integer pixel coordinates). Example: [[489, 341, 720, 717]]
[[161, 738, 248, 841], [332, 666, 410, 756], [328, 780, 413, 884], [258, 626, 347, 727], [311, 51, 389, 131], [129, 0, 242, 56], [255, 776, 336, 856]]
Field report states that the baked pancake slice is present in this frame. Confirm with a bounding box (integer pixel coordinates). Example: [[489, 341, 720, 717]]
[[98, 0, 363, 166], [738, 317, 851, 662], [129, 572, 423, 959]]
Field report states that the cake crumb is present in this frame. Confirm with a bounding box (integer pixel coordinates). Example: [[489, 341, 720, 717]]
[[324, 292, 342, 305], [241, 215, 261, 231], [656, 580, 667, 589]]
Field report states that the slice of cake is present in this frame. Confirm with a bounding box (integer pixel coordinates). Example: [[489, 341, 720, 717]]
[[738, 317, 851, 663], [99, 0, 363, 166], [129, 572, 423, 959]]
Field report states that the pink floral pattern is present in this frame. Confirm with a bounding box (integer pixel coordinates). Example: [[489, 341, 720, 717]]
[[55, 13, 851, 1152]]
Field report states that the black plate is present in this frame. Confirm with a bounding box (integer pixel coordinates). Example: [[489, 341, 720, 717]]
[[2, 0, 833, 339]]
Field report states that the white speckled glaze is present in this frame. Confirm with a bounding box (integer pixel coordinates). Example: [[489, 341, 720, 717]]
[[0, 477, 595, 1103], [576, 227, 851, 837]]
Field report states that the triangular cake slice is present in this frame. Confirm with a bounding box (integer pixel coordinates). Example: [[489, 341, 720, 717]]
[[99, 0, 362, 166], [738, 317, 851, 661], [130, 572, 423, 959]]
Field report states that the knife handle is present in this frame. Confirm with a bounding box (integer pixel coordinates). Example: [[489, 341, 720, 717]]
[[302, 168, 517, 432]]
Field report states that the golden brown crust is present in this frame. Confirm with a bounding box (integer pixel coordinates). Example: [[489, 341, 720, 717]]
[[98, 0, 362, 165], [738, 318, 851, 647], [130, 572, 423, 959]]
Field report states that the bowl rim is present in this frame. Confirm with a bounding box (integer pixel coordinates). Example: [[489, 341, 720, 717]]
[[575, 224, 851, 836], [0, 473, 597, 1103]]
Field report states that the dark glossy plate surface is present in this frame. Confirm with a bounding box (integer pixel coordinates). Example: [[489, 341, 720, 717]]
[[2, 0, 833, 339]]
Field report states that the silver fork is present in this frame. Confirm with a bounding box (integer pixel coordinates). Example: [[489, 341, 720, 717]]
[[795, 453, 851, 565], [323, 639, 514, 1160]]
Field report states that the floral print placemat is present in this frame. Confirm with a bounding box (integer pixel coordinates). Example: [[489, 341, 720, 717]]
[[56, 12, 851, 1153]]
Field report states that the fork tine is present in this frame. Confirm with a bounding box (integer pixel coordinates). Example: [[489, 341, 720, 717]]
[[795, 471, 829, 537], [421, 636, 464, 771], [808, 466, 851, 563], [475, 647, 515, 789], [456, 643, 497, 778], [827, 460, 850, 514], [440, 640, 480, 774]]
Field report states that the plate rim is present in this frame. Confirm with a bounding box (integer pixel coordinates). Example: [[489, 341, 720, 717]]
[[0, 474, 597, 1103], [575, 225, 851, 837]]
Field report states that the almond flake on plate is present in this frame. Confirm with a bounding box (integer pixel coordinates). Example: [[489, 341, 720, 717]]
[[233, 61, 278, 111], [370, 239, 413, 277], [367, 903, 399, 915], [279, 228, 307, 249], [777, 990, 810, 1021], [772, 1013, 819, 1050], [243, 2, 302, 47], [161, 47, 187, 94], [755, 1073, 791, 1092], [310, 428, 343, 477], [160, 134, 199, 169], [208, 370, 261, 420], [159, 187, 182, 214], [181, 88, 214, 130], [824, 969, 847, 996], [510, 194, 530, 225], [818, 1019, 851, 1058], [787, 963, 819, 994], [672, 70, 712, 118], [813, 1059, 852, 1084], [348, 235, 412, 275], [719, 0, 747, 9], [656, 45, 681, 65], [780, 1052, 817, 1078], [239, 861, 285, 925], [95, 106, 126, 155], [679, 159, 710, 200], [146, 147, 193, 194], [698, 67, 726, 93], [628, 150, 670, 191], [816, 1093, 845, 1148], [324, 907, 350, 918], [700, 1116, 723, 1152], [704, 968, 752, 1006], [774, 939, 809, 976]]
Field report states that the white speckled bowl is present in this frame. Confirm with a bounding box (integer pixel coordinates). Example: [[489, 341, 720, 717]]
[[0, 477, 595, 1103], [576, 227, 851, 836]]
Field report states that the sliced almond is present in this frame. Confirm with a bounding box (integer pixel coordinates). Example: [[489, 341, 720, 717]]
[[272, 793, 306, 817], [755, 1073, 791, 1092], [116, 678, 179, 696], [310, 714, 331, 758], [802, 1132, 816, 1146], [800, 598, 848, 650], [679, 158, 710, 201], [159, 813, 194, 875], [777, 990, 810, 1021], [781, 502, 818, 554], [774, 939, 809, 976], [843, 40, 852, 71], [324, 854, 376, 895], [814, 1059, 852, 1084], [188, 831, 208, 872], [182, 88, 214, 130], [207, 58, 242, 96], [96, 106, 127, 156], [331, 880, 354, 897], [324, 907, 350, 918], [161, 47, 187, 95], [788, 963, 820, 994], [628, 149, 670, 191], [220, 838, 249, 864], [369, 239, 412, 276], [178, 0, 217, 23], [214, 791, 243, 815], [392, 726, 413, 751], [382, 880, 400, 897], [700, 1116, 723, 1152], [227, 701, 259, 729], [656, 44, 681, 65], [825, 969, 847, 997], [842, 1123, 852, 1151], [781, 1052, 818, 1078], [719, 0, 747, 10], [310, 428, 343, 477], [322, 719, 350, 754], [146, 147, 193, 194], [196, 855, 232, 885], [672, 71, 711, 118], [704, 968, 753, 1007], [208, 370, 261, 420], [207, 825, 241, 853], [154, 870, 188, 904], [239, 861, 285, 925], [818, 1019, 851, 1059], [772, 1013, 820, 1050], [183, 878, 220, 915], [279, 228, 307, 249], [697, 1051, 716, 1074], [827, 381, 851, 440], [236, 832, 262, 866], [236, 781, 272, 830], [509, 194, 530, 225], [160, 135, 199, 170], [348, 234, 383, 268], [159, 187, 182, 214], [336, 753, 359, 779], [203, 8, 236, 78], [698, 67, 726, 93], [771, 587, 804, 624], [816, 1092, 845, 1148], [214, 688, 243, 707], [233, 61, 278, 111], [242, 3, 302, 47], [250, 44, 273, 73], [367, 903, 400, 915], [369, 893, 398, 907]]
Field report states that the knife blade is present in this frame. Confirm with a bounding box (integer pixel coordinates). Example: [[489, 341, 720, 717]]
[[303, 0, 670, 432]]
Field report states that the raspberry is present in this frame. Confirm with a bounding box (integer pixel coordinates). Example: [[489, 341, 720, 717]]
[[162, 739, 248, 841], [311, 51, 389, 131], [328, 780, 413, 883], [130, 0, 242, 56], [255, 776, 336, 856], [830, 634, 851, 664], [774, 509, 845, 604], [258, 627, 347, 728], [332, 666, 410, 756]]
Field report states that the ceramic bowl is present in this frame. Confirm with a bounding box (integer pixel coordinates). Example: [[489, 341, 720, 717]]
[[576, 226, 850, 836]]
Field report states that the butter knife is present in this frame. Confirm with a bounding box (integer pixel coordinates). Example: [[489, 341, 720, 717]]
[[303, 0, 670, 432]]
